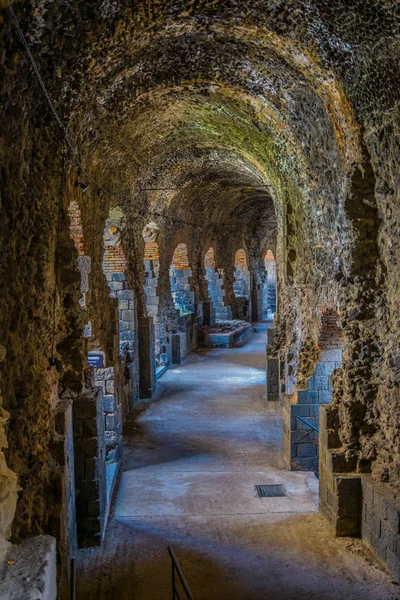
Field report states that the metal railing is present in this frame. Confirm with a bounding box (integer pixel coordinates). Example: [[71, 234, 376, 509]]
[[297, 416, 319, 433], [70, 558, 76, 600], [167, 546, 194, 600]]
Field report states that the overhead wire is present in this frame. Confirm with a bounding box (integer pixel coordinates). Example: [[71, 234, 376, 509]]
[[5, 0, 270, 233]]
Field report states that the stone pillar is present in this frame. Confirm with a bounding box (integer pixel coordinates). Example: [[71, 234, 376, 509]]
[[0, 370, 19, 559], [138, 316, 156, 399], [52, 400, 77, 597], [251, 284, 263, 322], [283, 349, 342, 471], [73, 387, 106, 548], [266, 356, 280, 401], [319, 404, 362, 537], [266, 327, 280, 401], [202, 301, 216, 326]]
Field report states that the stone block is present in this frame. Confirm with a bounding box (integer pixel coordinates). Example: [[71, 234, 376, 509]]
[[329, 450, 358, 473], [117, 289, 134, 300], [318, 390, 333, 404], [309, 405, 321, 417], [122, 310, 134, 321], [293, 457, 318, 471], [105, 414, 116, 431], [291, 429, 319, 444], [87, 500, 101, 518], [297, 390, 318, 404], [94, 367, 114, 381], [112, 272, 126, 281], [267, 357, 280, 401], [315, 362, 336, 377], [336, 516, 361, 537], [120, 331, 135, 341], [105, 430, 117, 447], [320, 349, 342, 362], [336, 477, 362, 518], [108, 281, 123, 292], [84, 457, 97, 480], [297, 443, 318, 458], [105, 380, 114, 395], [118, 300, 129, 310], [77, 255, 91, 273], [307, 376, 328, 390], [291, 404, 310, 417], [83, 418, 98, 437]]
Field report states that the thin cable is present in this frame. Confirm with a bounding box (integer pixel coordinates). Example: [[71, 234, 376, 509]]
[[6, 2, 269, 232], [5, 0, 119, 195], [50, 151, 66, 365], [139, 186, 269, 190]]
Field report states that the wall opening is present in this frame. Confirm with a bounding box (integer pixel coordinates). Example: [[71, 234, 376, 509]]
[[233, 248, 251, 321], [233, 249, 251, 298], [284, 308, 343, 473], [67, 200, 107, 548], [262, 249, 277, 321], [204, 247, 232, 321], [143, 222, 168, 377], [169, 244, 195, 316]]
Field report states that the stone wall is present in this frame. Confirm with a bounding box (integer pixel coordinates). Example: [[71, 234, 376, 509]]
[[1, 0, 400, 591], [144, 259, 161, 361], [94, 366, 122, 463], [205, 266, 229, 318], [283, 349, 342, 472], [262, 255, 277, 321], [170, 267, 195, 316], [73, 386, 106, 548], [283, 310, 343, 471]]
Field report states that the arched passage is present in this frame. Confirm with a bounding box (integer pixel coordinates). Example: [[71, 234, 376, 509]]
[[233, 249, 251, 298], [233, 248, 251, 321], [169, 244, 194, 316], [262, 249, 277, 321], [283, 307, 344, 473], [142, 222, 164, 369], [204, 247, 229, 320], [2, 1, 400, 596]]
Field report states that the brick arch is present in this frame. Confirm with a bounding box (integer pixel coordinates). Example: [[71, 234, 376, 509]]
[[262, 248, 277, 321], [234, 249, 250, 298], [102, 225, 128, 277], [169, 243, 194, 316], [284, 306, 344, 474], [142, 223, 162, 364], [204, 246, 232, 320], [263, 248, 275, 262], [171, 243, 190, 270], [235, 248, 248, 268], [68, 200, 85, 255], [205, 246, 216, 269], [318, 308, 343, 351]]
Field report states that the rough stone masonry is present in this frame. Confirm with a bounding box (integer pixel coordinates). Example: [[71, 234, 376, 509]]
[[0, 0, 400, 596]]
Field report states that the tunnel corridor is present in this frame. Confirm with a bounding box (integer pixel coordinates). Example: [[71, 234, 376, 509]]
[[76, 326, 397, 600], [1, 1, 400, 598]]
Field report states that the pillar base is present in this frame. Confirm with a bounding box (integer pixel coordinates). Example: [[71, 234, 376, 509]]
[[319, 404, 400, 582]]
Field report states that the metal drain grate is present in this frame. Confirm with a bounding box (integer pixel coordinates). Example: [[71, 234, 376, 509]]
[[255, 484, 286, 498]]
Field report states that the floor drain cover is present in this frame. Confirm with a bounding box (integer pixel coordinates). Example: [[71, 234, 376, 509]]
[[255, 484, 286, 498]]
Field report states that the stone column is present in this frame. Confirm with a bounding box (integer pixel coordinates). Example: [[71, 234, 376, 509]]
[[266, 327, 280, 401], [73, 386, 106, 548], [138, 317, 156, 399]]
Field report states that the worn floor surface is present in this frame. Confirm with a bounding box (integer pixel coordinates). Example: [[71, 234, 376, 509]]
[[77, 324, 400, 600]]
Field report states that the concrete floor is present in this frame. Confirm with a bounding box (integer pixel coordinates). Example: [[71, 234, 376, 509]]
[[77, 324, 400, 600]]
